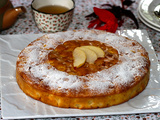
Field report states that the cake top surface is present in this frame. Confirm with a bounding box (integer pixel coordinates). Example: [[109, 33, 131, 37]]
[[16, 30, 150, 97]]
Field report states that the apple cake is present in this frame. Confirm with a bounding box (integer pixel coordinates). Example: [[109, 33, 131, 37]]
[[16, 30, 150, 109]]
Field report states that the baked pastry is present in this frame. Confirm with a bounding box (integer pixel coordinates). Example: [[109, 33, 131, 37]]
[[16, 30, 150, 109]]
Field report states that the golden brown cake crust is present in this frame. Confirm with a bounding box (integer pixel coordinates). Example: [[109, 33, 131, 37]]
[[16, 30, 150, 109]]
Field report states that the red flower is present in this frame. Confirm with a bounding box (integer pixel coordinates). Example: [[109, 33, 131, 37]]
[[87, 7, 118, 33], [86, 0, 139, 29]]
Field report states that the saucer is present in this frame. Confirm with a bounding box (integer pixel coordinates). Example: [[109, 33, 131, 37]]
[[138, 0, 160, 30], [138, 10, 160, 32]]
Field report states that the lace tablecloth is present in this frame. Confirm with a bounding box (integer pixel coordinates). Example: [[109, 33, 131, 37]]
[[0, 0, 160, 119]]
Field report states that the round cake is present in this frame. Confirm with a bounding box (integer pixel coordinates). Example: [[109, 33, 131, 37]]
[[16, 30, 150, 109]]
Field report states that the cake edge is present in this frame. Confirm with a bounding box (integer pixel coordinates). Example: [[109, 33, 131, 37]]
[[16, 68, 150, 109]]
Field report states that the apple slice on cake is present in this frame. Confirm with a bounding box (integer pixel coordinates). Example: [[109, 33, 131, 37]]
[[73, 46, 105, 68], [73, 47, 86, 68]]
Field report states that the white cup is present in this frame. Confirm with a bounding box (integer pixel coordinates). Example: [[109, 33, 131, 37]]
[[31, 0, 75, 33]]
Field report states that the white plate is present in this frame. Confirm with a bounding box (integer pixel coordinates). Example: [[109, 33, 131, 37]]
[[138, 0, 160, 28], [138, 11, 160, 32], [0, 30, 160, 119]]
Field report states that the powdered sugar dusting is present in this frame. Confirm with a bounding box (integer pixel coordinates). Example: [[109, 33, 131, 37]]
[[16, 30, 150, 96]]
